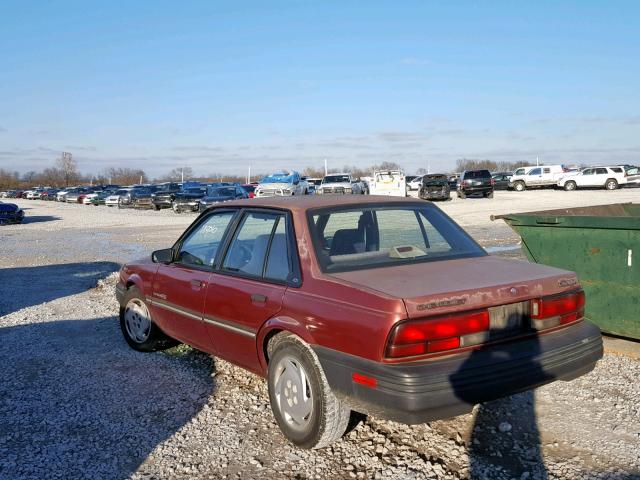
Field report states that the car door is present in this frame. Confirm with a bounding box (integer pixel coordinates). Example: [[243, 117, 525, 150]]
[[576, 169, 593, 186], [203, 209, 300, 372], [150, 210, 238, 350], [593, 167, 609, 187], [527, 168, 542, 186]]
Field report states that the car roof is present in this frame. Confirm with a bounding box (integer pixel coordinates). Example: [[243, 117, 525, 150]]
[[212, 194, 422, 213]]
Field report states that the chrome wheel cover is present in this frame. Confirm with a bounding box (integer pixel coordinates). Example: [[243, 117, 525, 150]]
[[124, 299, 152, 343], [273, 356, 314, 431]]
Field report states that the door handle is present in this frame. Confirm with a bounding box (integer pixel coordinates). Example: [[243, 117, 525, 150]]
[[190, 279, 205, 288], [251, 293, 267, 303]]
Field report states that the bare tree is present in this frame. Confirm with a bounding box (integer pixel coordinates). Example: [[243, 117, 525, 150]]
[[55, 152, 79, 187]]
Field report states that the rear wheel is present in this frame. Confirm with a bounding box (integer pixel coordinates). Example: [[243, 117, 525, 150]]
[[514, 181, 525, 192], [120, 288, 178, 352], [457, 191, 466, 199], [268, 334, 350, 449], [154, 204, 161, 211], [605, 178, 618, 190], [564, 181, 577, 191], [486, 191, 494, 198]]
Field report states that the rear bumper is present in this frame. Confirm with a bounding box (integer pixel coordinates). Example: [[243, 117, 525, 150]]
[[458, 186, 492, 194], [313, 320, 602, 425]]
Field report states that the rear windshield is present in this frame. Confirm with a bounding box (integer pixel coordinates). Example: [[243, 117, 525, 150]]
[[464, 170, 491, 179], [308, 203, 486, 273]]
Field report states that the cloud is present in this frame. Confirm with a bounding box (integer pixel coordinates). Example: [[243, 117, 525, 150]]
[[64, 145, 97, 152], [376, 131, 428, 143], [170, 146, 225, 153]]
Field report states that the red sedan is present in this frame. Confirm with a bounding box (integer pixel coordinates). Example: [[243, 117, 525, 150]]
[[116, 195, 602, 448]]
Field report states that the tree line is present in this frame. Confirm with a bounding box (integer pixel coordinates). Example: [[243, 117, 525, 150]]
[[1, 156, 536, 190]]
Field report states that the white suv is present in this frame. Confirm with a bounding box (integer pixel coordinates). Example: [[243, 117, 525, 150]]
[[558, 166, 627, 191]]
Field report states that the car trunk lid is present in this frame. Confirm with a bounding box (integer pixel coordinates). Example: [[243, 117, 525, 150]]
[[328, 255, 579, 319]]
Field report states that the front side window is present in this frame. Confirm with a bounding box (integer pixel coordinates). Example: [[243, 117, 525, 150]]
[[309, 204, 485, 273], [176, 211, 236, 268], [582, 169, 594, 175], [595, 168, 608, 175], [223, 211, 292, 281]]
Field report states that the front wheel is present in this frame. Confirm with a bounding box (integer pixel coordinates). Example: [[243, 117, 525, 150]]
[[605, 178, 618, 190], [268, 334, 350, 449], [514, 181, 525, 192], [120, 288, 178, 352], [564, 181, 577, 191]]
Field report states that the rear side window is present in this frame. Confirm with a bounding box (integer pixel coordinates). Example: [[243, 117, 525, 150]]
[[611, 167, 623, 173], [543, 168, 550, 174], [222, 211, 293, 282], [528, 168, 541, 175]]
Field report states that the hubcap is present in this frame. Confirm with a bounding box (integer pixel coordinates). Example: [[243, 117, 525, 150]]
[[124, 299, 152, 343], [273, 356, 313, 431]]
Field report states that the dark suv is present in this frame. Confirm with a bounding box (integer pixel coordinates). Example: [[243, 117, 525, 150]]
[[457, 170, 493, 199]]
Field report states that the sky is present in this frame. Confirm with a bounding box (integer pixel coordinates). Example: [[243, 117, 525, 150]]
[[1, 1, 639, 178]]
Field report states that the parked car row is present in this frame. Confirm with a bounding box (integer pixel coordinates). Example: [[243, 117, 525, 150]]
[[508, 164, 639, 191]]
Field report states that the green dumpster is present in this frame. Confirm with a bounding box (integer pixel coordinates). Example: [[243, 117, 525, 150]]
[[492, 203, 640, 339]]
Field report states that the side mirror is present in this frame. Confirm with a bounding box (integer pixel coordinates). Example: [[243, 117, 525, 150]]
[[152, 248, 173, 264]]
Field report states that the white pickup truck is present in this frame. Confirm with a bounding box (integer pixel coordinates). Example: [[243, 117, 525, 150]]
[[368, 170, 406, 197], [509, 165, 566, 191]]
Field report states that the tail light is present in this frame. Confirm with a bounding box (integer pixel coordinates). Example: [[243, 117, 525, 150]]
[[531, 289, 585, 330], [491, 178, 496, 186], [386, 290, 585, 360], [249, 192, 255, 198], [386, 309, 490, 358]]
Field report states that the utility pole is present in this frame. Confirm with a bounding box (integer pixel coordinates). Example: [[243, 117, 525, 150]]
[[536, 155, 540, 166], [247, 166, 251, 184], [181, 167, 184, 183], [324, 158, 328, 175]]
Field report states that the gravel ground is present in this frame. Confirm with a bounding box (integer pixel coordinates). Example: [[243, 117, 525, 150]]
[[1, 192, 639, 480]]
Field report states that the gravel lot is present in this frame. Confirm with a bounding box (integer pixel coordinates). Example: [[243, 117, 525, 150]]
[[1, 191, 639, 480]]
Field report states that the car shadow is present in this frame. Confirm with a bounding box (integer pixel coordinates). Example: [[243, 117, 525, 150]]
[[21, 215, 62, 224], [0, 262, 120, 315], [450, 334, 551, 479], [0, 316, 215, 479]]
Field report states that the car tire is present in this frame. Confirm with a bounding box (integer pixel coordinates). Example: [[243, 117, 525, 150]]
[[458, 191, 466, 199], [605, 178, 618, 190], [120, 287, 179, 352], [486, 191, 494, 198], [153, 205, 161, 211], [564, 181, 577, 191], [514, 181, 525, 192], [268, 333, 351, 449], [172, 203, 181, 214]]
